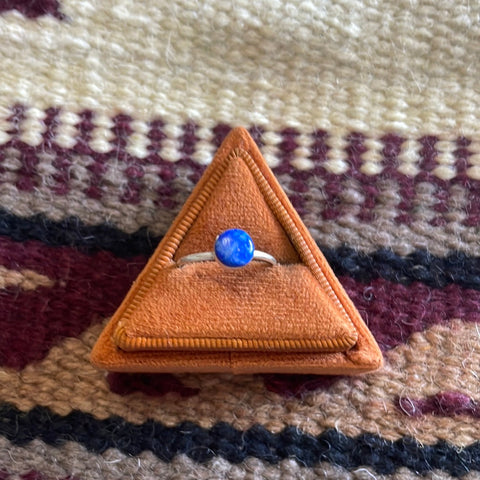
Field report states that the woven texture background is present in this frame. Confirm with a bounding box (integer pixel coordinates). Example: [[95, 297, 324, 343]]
[[1, 0, 480, 478]]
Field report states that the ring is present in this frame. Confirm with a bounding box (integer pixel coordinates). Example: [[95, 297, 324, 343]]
[[176, 229, 277, 268]]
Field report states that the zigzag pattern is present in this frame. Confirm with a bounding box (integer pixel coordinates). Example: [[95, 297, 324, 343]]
[[1, 403, 478, 477]]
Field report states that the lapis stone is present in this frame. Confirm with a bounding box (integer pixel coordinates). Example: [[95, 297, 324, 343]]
[[214, 229, 255, 268]]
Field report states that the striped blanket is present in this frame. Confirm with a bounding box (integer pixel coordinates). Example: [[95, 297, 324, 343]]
[[0, 1, 479, 478]]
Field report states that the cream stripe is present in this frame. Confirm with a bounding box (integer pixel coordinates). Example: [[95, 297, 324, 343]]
[[434, 135, 457, 180], [260, 130, 282, 169], [1, 320, 479, 446], [0, 106, 11, 146], [125, 119, 150, 159], [361, 137, 384, 176], [468, 134, 480, 180], [89, 112, 114, 154], [55, 110, 80, 149], [325, 131, 349, 174], [19, 107, 45, 147], [397, 139, 422, 177], [192, 126, 216, 165], [0, 266, 54, 290], [290, 132, 315, 171], [1, 438, 468, 480], [160, 123, 183, 163], [0, 1, 479, 135]]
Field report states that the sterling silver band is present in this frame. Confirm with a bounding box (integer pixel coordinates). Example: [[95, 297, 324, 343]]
[[177, 250, 277, 267]]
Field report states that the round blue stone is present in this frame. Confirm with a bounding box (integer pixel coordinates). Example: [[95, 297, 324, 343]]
[[214, 229, 255, 268]]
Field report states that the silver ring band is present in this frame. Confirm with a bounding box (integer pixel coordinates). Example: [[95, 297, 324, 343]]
[[177, 250, 277, 267]]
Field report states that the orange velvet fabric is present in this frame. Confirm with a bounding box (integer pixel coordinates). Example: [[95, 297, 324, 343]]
[[91, 127, 383, 374]]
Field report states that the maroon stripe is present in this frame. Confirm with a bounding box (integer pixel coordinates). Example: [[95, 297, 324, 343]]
[[306, 129, 343, 220], [145, 118, 181, 209], [306, 129, 346, 221], [381, 134, 415, 224], [6, 104, 26, 136], [74, 110, 95, 155], [176, 122, 204, 188], [107, 372, 200, 398], [0, 472, 77, 480], [0, 237, 145, 369], [397, 391, 480, 419], [0, 239, 201, 398], [44, 108, 71, 196], [276, 128, 311, 212], [212, 123, 232, 147], [146, 118, 166, 166], [341, 275, 480, 351], [111, 114, 144, 204], [261, 374, 342, 398], [417, 136, 450, 225], [345, 133, 373, 222], [0, 0, 64, 19]]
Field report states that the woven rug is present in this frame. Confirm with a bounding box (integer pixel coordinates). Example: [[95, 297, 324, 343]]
[[1, 1, 479, 478]]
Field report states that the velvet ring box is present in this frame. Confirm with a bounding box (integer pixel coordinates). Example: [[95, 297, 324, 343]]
[[90, 127, 382, 375]]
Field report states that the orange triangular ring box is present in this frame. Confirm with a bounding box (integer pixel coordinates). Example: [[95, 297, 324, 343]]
[[90, 127, 383, 374]]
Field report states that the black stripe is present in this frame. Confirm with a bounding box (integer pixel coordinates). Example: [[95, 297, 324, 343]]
[[0, 209, 158, 258], [322, 246, 480, 290], [0, 403, 477, 476], [0, 209, 479, 290]]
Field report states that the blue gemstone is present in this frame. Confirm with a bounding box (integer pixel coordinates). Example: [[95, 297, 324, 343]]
[[214, 229, 255, 268]]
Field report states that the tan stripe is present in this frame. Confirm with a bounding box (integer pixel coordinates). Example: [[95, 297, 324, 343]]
[[0, 437, 472, 480], [413, 181, 437, 223], [0, 1, 479, 137], [1, 320, 480, 446], [0, 184, 168, 235], [2, 177, 479, 256], [313, 217, 480, 256], [371, 177, 400, 222], [0, 266, 54, 290]]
